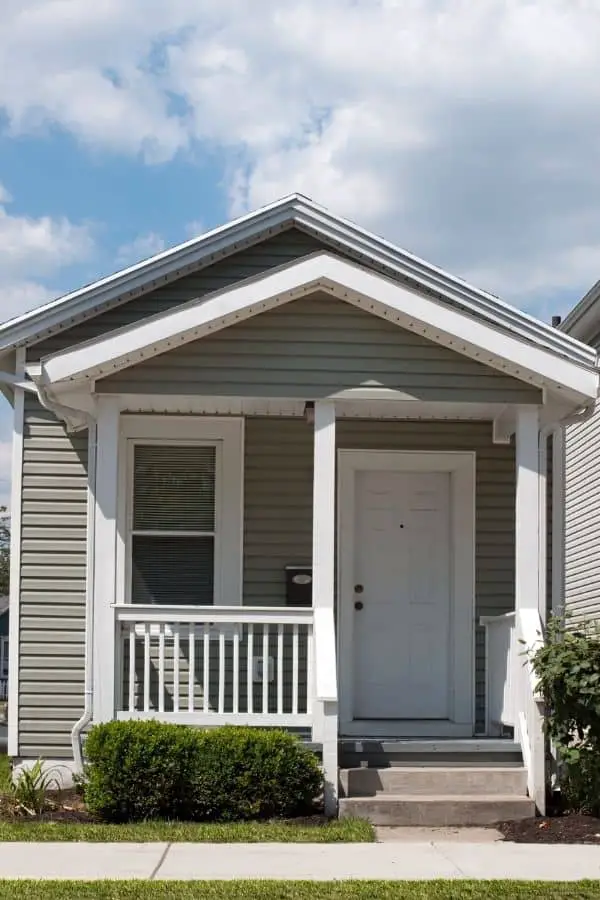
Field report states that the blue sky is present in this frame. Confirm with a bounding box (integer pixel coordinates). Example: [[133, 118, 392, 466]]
[[1, 0, 600, 503]]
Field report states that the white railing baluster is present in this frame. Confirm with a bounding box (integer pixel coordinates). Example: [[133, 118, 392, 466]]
[[233, 626, 240, 714], [306, 623, 313, 715], [292, 623, 299, 716], [277, 624, 284, 715], [262, 624, 269, 713], [247, 624, 254, 714], [128, 622, 136, 712], [188, 624, 195, 713], [143, 623, 150, 713], [203, 623, 210, 714], [173, 625, 180, 714], [158, 623, 165, 713], [218, 628, 226, 714]]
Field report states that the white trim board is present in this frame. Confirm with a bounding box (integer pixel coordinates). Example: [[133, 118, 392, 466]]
[[7, 348, 25, 756], [337, 450, 476, 738], [38, 253, 597, 405], [0, 193, 593, 372]]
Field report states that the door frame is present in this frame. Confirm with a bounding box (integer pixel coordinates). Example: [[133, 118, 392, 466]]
[[337, 449, 476, 737]]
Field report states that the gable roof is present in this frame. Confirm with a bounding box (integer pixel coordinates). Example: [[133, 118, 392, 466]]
[[38, 251, 597, 406], [0, 194, 595, 372], [561, 278, 600, 342]]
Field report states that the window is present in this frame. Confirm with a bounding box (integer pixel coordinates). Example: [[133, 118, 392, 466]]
[[131, 444, 218, 605], [121, 417, 244, 607]]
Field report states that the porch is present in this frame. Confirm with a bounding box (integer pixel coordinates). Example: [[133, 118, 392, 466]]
[[90, 397, 547, 815]]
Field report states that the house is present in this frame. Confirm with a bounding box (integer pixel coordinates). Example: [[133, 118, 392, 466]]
[[558, 284, 600, 625], [1, 195, 597, 823]]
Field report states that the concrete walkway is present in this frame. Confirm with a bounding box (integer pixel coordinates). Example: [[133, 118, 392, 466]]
[[0, 841, 599, 881]]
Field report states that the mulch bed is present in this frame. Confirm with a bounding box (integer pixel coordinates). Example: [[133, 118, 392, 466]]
[[0, 788, 92, 823], [0, 789, 330, 827], [500, 813, 600, 843]]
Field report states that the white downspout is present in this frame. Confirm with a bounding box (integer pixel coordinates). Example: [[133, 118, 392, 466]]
[[71, 421, 97, 771]]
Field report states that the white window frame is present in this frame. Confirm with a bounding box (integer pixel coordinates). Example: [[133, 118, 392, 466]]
[[117, 416, 244, 607]]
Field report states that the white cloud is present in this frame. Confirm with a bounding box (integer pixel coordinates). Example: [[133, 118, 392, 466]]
[[0, 184, 95, 321], [2, 2, 600, 313], [116, 232, 166, 267]]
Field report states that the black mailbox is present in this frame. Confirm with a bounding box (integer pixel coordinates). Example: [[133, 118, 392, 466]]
[[285, 565, 312, 607]]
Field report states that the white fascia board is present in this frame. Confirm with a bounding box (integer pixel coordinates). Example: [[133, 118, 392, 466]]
[[40, 253, 598, 403], [0, 196, 304, 353], [291, 204, 596, 368]]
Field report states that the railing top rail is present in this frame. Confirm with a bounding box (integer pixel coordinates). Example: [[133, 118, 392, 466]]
[[113, 604, 314, 625], [480, 612, 517, 627], [516, 607, 544, 701]]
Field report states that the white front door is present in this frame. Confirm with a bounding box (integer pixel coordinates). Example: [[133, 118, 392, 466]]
[[354, 470, 451, 719], [338, 451, 475, 737]]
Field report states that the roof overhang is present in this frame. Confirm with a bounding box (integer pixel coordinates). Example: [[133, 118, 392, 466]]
[[35, 252, 598, 407]]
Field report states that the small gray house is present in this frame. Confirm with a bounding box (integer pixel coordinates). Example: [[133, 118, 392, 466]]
[[1, 196, 597, 822]]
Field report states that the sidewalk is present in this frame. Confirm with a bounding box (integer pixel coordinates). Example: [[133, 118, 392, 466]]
[[0, 841, 599, 881]]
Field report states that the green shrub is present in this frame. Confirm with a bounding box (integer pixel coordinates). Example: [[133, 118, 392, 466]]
[[83, 722, 323, 824], [530, 614, 600, 814]]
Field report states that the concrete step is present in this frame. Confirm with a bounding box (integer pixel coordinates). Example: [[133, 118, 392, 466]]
[[339, 794, 535, 826], [340, 766, 528, 798], [338, 739, 522, 768]]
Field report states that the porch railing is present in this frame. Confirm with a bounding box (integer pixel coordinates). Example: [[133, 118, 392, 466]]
[[481, 609, 545, 813], [115, 605, 315, 728]]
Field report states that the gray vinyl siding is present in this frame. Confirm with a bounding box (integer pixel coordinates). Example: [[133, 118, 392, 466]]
[[18, 395, 88, 758], [98, 294, 541, 404], [564, 397, 600, 624], [28, 230, 330, 360], [244, 417, 515, 731]]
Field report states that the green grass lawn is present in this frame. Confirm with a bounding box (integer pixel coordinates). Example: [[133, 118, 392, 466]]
[[0, 754, 10, 791], [0, 818, 374, 843], [0, 883, 597, 899]]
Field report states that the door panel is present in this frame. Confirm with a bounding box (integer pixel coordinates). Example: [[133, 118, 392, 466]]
[[353, 470, 451, 719]]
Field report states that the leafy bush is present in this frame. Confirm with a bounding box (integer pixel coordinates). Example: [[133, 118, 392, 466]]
[[83, 722, 323, 824], [530, 614, 600, 814]]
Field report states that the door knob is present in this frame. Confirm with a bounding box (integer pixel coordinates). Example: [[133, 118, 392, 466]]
[[354, 584, 364, 593], [354, 601, 364, 611]]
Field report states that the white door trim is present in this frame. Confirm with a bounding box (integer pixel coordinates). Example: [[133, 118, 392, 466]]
[[337, 449, 476, 736]]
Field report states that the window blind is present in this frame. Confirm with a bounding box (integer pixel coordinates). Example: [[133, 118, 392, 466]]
[[131, 444, 217, 605]]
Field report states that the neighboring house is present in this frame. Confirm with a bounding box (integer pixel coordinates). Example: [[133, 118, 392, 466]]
[[559, 285, 600, 625], [0, 195, 597, 823]]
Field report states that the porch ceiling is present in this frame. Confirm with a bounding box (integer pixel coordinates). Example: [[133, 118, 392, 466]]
[[32, 253, 598, 409]]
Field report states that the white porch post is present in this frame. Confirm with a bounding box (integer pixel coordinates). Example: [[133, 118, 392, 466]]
[[312, 400, 338, 816], [515, 405, 541, 614], [515, 404, 545, 814], [92, 397, 121, 723]]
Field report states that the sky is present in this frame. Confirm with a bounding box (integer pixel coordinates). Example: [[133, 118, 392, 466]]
[[0, 0, 600, 504]]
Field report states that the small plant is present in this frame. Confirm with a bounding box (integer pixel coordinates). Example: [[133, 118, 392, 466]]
[[83, 721, 323, 824], [8, 759, 62, 816], [530, 613, 600, 814]]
